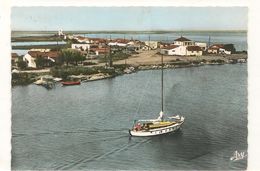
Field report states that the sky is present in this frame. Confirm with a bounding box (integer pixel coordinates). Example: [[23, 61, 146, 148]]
[[11, 7, 247, 31]]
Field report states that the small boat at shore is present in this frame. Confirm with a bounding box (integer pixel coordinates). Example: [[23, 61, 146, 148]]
[[34, 75, 55, 89], [61, 81, 81, 86]]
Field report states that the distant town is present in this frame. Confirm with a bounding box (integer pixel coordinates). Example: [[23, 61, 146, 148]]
[[11, 30, 247, 88]]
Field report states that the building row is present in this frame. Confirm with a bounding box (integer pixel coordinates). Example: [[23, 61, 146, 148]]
[[12, 31, 236, 69]]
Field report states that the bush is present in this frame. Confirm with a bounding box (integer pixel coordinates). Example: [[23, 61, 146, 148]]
[[17, 60, 27, 70], [12, 73, 37, 86]]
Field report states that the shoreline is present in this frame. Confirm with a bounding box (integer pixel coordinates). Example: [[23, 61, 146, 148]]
[[12, 56, 247, 87]]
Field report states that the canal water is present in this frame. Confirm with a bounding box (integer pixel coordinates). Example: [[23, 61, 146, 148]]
[[12, 64, 247, 170]]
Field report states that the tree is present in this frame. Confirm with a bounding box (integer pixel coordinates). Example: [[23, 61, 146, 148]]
[[35, 56, 48, 68], [60, 49, 85, 66], [60, 49, 74, 66], [74, 51, 86, 65], [224, 44, 236, 54], [17, 60, 27, 70]]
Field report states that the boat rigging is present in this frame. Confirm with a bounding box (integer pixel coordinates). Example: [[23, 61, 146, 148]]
[[129, 54, 185, 137]]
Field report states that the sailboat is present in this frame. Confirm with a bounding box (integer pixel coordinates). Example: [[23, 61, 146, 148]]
[[129, 55, 185, 137]]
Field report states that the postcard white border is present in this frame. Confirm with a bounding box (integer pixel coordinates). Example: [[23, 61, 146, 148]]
[[1, 0, 260, 171]]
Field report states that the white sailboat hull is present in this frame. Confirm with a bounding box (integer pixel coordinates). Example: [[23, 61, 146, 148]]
[[129, 120, 184, 137]]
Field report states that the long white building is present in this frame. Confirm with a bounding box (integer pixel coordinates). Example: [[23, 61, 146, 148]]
[[160, 36, 205, 56]]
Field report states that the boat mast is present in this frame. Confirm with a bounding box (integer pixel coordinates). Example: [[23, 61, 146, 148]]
[[161, 54, 164, 113]]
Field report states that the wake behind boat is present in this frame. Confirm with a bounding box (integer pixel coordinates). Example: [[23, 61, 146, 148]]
[[129, 54, 185, 137]]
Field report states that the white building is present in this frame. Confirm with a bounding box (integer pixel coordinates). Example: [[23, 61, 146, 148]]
[[23, 51, 60, 68], [71, 44, 90, 51], [75, 36, 92, 44], [207, 44, 232, 54], [29, 49, 50, 52], [58, 29, 64, 36], [23, 53, 37, 68], [195, 42, 207, 51], [108, 42, 128, 47], [144, 41, 158, 50], [160, 36, 204, 56], [173, 36, 195, 46], [160, 45, 186, 56], [219, 48, 231, 55]]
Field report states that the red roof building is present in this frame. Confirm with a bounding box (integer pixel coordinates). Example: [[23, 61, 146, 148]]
[[187, 46, 202, 51], [28, 51, 60, 59], [161, 45, 179, 50], [174, 36, 192, 42], [174, 36, 195, 46]]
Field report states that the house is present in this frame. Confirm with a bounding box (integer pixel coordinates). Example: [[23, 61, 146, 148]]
[[127, 44, 141, 52], [159, 42, 171, 49], [144, 41, 158, 50], [186, 46, 203, 56], [141, 44, 151, 51], [159, 36, 203, 56], [207, 44, 221, 54], [108, 38, 130, 47], [23, 51, 60, 68], [46, 51, 60, 63], [219, 48, 231, 55], [90, 47, 110, 56], [30, 49, 50, 52], [74, 36, 92, 43], [173, 36, 195, 46], [125, 40, 143, 52], [160, 45, 187, 56], [23, 52, 37, 68], [207, 44, 235, 54], [195, 42, 207, 51], [71, 44, 90, 51], [89, 38, 107, 45]]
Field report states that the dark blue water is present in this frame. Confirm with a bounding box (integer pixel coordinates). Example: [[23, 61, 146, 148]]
[[12, 64, 247, 170]]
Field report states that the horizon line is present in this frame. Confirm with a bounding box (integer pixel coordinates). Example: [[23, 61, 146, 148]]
[[11, 29, 247, 32]]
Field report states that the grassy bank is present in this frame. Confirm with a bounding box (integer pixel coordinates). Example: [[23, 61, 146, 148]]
[[12, 44, 68, 50], [11, 36, 63, 42], [12, 72, 41, 86], [12, 64, 133, 86]]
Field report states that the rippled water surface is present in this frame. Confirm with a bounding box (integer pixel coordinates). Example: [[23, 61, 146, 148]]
[[12, 64, 247, 170]]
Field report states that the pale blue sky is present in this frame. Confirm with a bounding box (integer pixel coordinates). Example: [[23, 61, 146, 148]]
[[11, 7, 247, 31]]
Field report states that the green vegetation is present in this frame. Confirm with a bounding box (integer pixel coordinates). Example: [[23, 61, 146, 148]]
[[59, 49, 86, 66], [11, 36, 63, 42], [12, 44, 68, 50], [223, 44, 236, 54], [12, 73, 38, 86], [17, 60, 27, 70]]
